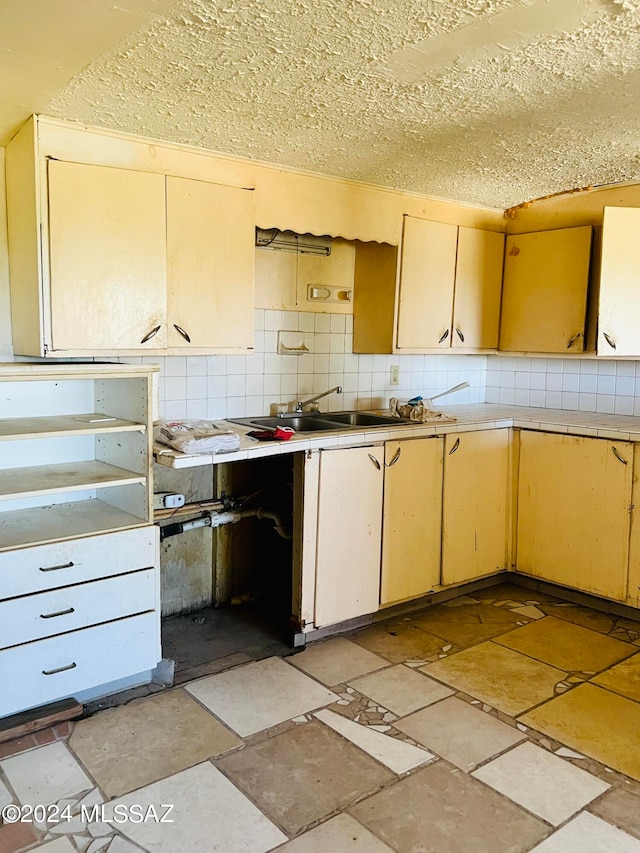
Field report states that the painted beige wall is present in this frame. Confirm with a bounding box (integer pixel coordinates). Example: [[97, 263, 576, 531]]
[[507, 183, 640, 234], [0, 148, 11, 352]]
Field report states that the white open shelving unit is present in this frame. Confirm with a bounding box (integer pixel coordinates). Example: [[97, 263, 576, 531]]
[[0, 362, 161, 719]]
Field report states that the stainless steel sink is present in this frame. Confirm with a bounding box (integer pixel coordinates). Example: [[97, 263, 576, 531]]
[[227, 410, 413, 434]]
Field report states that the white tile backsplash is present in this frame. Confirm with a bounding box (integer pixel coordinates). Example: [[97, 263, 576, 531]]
[[132, 316, 640, 422], [152, 310, 486, 420], [486, 354, 640, 414]]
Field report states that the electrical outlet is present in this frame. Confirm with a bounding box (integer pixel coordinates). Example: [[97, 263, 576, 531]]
[[390, 365, 400, 386]]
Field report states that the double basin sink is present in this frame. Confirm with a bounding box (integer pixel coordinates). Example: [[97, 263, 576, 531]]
[[228, 410, 413, 434]]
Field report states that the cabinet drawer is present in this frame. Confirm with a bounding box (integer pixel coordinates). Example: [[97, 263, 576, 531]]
[[0, 569, 156, 649], [0, 612, 160, 718], [0, 527, 157, 599]]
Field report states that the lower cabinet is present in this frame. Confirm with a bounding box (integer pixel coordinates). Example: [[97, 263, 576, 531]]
[[380, 437, 443, 605], [442, 429, 511, 585], [516, 431, 633, 601], [314, 445, 384, 627]]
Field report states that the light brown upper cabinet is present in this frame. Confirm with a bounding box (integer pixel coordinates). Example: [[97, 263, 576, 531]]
[[353, 217, 504, 353], [6, 119, 255, 357], [166, 177, 254, 350], [499, 226, 592, 354], [47, 161, 169, 352], [595, 206, 640, 357], [396, 218, 505, 351]]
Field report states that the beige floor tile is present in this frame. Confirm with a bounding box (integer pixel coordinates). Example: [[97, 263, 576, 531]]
[[529, 811, 640, 852], [103, 762, 286, 853], [589, 787, 640, 840], [520, 684, 640, 782], [23, 839, 75, 853], [592, 652, 640, 703], [494, 617, 635, 673], [314, 708, 434, 774], [274, 814, 394, 852], [288, 637, 388, 686], [185, 657, 338, 736], [349, 622, 444, 663], [472, 742, 610, 826], [69, 688, 242, 797], [395, 696, 526, 771], [348, 664, 454, 716], [424, 642, 565, 716], [540, 604, 615, 635], [411, 620, 517, 648], [217, 720, 394, 835], [0, 742, 92, 807], [350, 760, 548, 853]]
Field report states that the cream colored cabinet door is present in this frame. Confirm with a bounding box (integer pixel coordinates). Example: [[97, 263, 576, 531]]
[[597, 207, 640, 356], [380, 437, 443, 606], [396, 216, 458, 349], [499, 226, 592, 353], [452, 227, 504, 349], [315, 446, 383, 627], [442, 429, 510, 585], [517, 431, 632, 601], [47, 160, 167, 352], [166, 177, 255, 350]]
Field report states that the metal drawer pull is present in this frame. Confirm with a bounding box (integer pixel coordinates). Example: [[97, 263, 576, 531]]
[[42, 662, 77, 676], [40, 607, 75, 620], [368, 453, 381, 470], [449, 437, 460, 454], [387, 448, 402, 467], [456, 328, 464, 343], [567, 333, 582, 349], [438, 329, 450, 344], [612, 446, 628, 465], [173, 324, 191, 343], [39, 561, 74, 573], [140, 325, 161, 344], [603, 332, 616, 350]]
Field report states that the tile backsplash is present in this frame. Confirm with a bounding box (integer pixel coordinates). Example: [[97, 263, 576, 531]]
[[146, 310, 485, 421], [485, 355, 640, 416]]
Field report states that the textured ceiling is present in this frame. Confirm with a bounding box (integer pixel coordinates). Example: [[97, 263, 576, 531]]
[[38, 0, 640, 208]]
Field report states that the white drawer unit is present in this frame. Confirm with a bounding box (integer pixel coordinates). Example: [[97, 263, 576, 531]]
[[0, 526, 157, 599], [0, 568, 157, 649], [0, 613, 160, 719], [0, 364, 161, 718]]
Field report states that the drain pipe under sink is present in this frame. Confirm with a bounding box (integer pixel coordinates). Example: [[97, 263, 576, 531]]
[[159, 507, 291, 542]]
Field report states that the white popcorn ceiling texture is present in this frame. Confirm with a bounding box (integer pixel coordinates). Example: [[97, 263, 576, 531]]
[[47, 0, 640, 209]]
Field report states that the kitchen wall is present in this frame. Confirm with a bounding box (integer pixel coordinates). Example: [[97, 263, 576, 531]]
[[485, 355, 640, 416], [129, 309, 487, 422]]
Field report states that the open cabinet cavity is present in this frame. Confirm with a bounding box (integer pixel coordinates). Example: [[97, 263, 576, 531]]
[[159, 453, 303, 674]]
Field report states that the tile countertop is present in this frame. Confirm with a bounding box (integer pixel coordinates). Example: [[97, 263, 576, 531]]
[[153, 405, 640, 469]]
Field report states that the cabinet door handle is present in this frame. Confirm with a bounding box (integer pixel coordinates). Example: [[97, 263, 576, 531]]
[[448, 437, 460, 454], [567, 333, 582, 349], [39, 561, 74, 573], [40, 607, 75, 620], [603, 332, 616, 350], [612, 446, 628, 465], [456, 328, 464, 343], [173, 324, 192, 343], [387, 448, 401, 467], [438, 329, 450, 344], [140, 325, 161, 344], [368, 453, 381, 470], [42, 662, 77, 676]]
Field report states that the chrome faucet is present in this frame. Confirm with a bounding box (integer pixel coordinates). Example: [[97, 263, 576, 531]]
[[293, 385, 342, 414]]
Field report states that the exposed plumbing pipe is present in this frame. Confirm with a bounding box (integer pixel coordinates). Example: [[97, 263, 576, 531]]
[[159, 507, 291, 542]]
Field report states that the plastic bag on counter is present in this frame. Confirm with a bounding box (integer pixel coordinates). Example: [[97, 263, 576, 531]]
[[155, 419, 241, 454], [389, 398, 457, 423]]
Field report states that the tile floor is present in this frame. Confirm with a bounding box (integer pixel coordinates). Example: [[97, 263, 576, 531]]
[[3, 583, 640, 852]]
